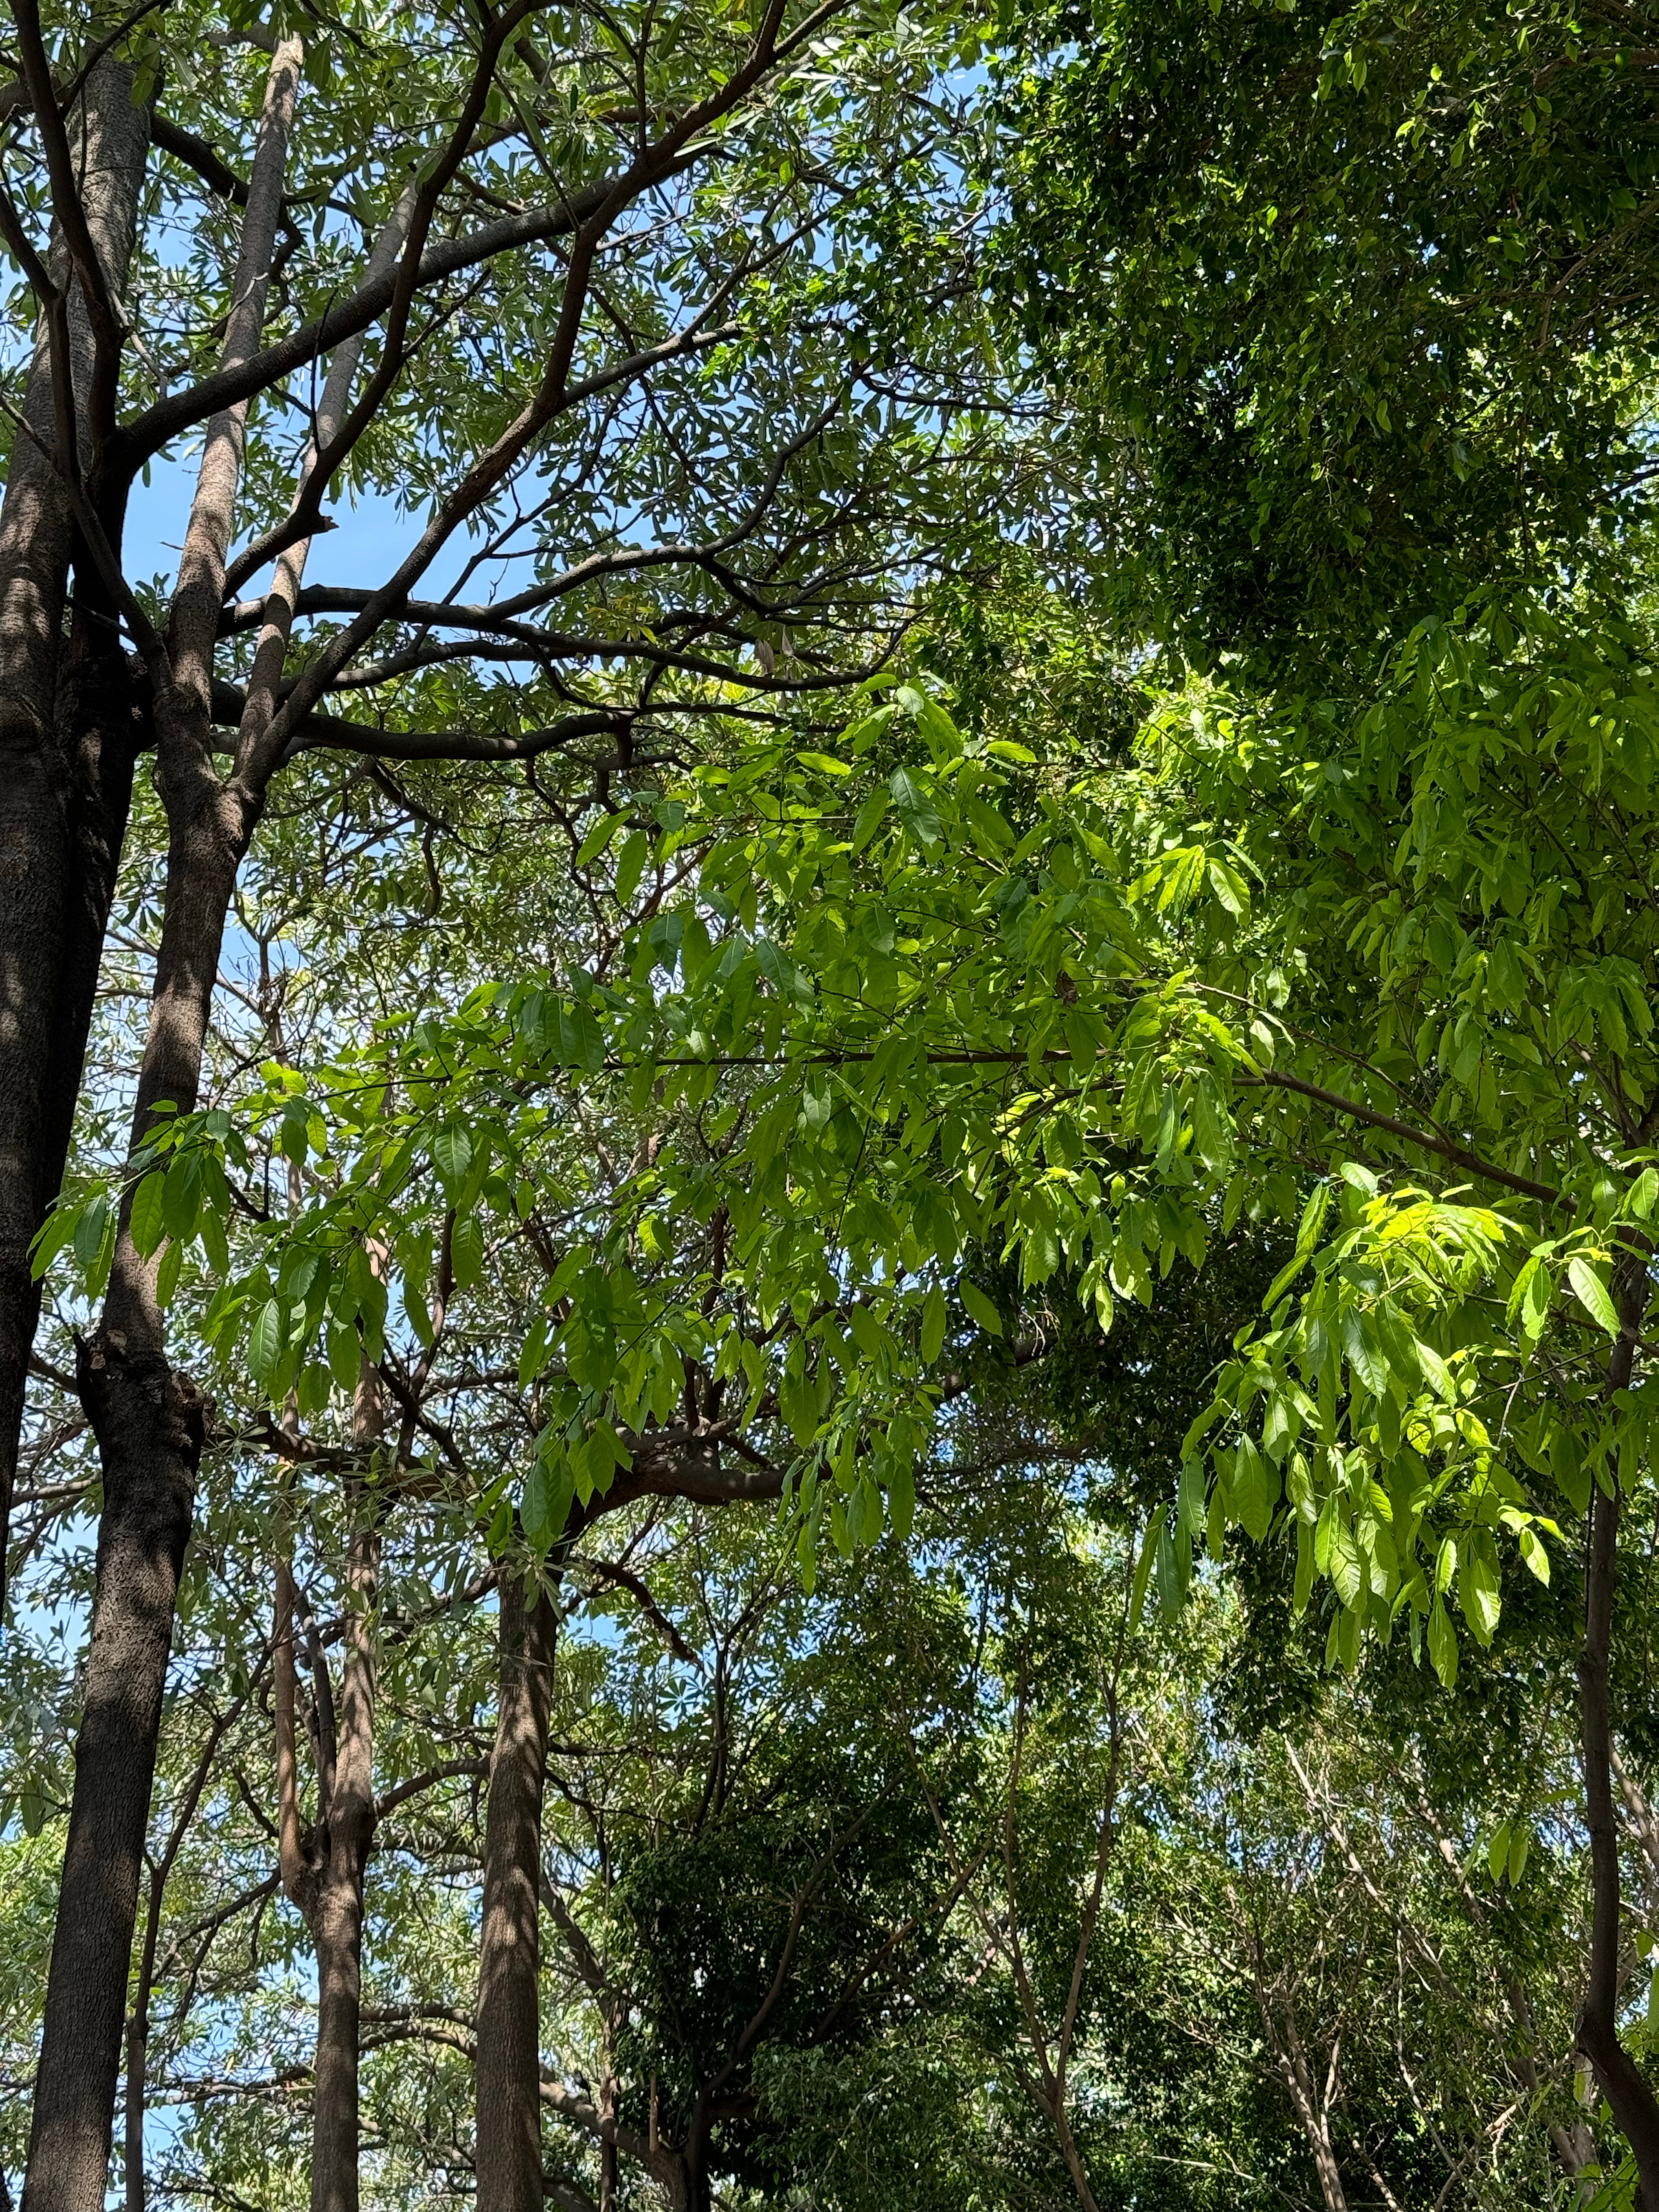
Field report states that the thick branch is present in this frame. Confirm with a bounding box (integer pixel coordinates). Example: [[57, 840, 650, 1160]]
[[207, 679, 626, 765], [163, 36, 302, 716]]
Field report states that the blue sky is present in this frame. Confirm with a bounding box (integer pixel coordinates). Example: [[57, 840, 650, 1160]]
[[126, 447, 475, 606]]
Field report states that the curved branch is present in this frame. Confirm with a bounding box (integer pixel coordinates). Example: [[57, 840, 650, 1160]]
[[207, 678, 625, 764]]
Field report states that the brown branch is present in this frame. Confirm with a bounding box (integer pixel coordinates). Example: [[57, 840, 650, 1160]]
[[255, 0, 822, 763], [538, 1874, 610, 1997], [571, 1555, 700, 1667], [1237, 1067, 1565, 1208], [151, 112, 261, 208], [112, 178, 632, 472], [373, 1756, 488, 1826]]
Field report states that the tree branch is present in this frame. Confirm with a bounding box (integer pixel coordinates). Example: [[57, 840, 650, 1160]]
[[1237, 1066, 1565, 1208]]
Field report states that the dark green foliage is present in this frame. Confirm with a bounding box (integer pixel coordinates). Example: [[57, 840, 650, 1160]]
[[995, 0, 1659, 672]]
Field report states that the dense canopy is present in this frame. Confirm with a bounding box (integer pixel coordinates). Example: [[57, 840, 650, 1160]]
[[5, 4, 1659, 2211]]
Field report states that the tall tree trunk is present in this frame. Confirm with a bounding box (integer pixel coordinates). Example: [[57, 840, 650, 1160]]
[[1577, 1254, 1659, 2208], [310, 1485, 379, 2212], [273, 1336, 383, 2212], [20, 1346, 201, 2212], [477, 1570, 558, 2212], [1579, 1478, 1659, 2202], [22, 49, 303, 2212], [0, 57, 149, 1616], [678, 2106, 714, 2212]]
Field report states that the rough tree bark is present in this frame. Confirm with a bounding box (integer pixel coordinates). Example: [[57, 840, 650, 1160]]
[[274, 1333, 383, 2212], [0, 54, 150, 1617], [477, 1568, 559, 2212], [21, 47, 303, 2212], [1577, 1246, 1659, 2207]]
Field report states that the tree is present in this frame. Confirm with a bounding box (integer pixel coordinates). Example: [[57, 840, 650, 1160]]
[[219, 590, 1659, 2192], [0, 2, 994, 2201], [25, 3, 1659, 2203], [992, 0, 1659, 673]]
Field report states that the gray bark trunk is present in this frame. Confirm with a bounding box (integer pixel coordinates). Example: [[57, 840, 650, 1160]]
[[477, 1571, 557, 2212], [21, 1339, 202, 2212], [24, 50, 302, 2212], [0, 58, 149, 1617]]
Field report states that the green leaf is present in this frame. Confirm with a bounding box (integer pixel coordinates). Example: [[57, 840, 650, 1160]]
[[249, 1298, 284, 1386], [1458, 1536, 1502, 1644], [558, 999, 606, 1073], [1328, 1507, 1362, 1606], [1340, 1306, 1390, 1396], [1178, 1455, 1208, 1538], [614, 830, 648, 907], [1568, 1254, 1621, 1338], [29, 1199, 77, 1281], [73, 1195, 109, 1273], [327, 1324, 360, 1395], [1519, 1525, 1550, 1584], [296, 1361, 331, 1419], [129, 1173, 167, 1259], [575, 809, 629, 865], [887, 1454, 916, 1542], [1234, 1434, 1278, 1544], [1127, 1514, 1158, 1632], [1427, 1599, 1459, 1688], [161, 1152, 201, 1241], [1487, 1821, 1511, 1882], [1296, 1182, 1331, 1250], [1551, 1423, 1590, 1515], [848, 1302, 885, 1362], [433, 1125, 473, 1188], [850, 787, 890, 853], [201, 1205, 229, 1279], [1155, 1520, 1183, 1618], [1508, 1825, 1531, 1885], [486, 1495, 514, 1558], [522, 1464, 551, 1549], [958, 1279, 1002, 1337], [1521, 1257, 1552, 1341], [889, 767, 942, 850], [450, 1210, 485, 1289], [1206, 855, 1249, 916], [919, 1285, 947, 1366], [518, 1315, 550, 1390]]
